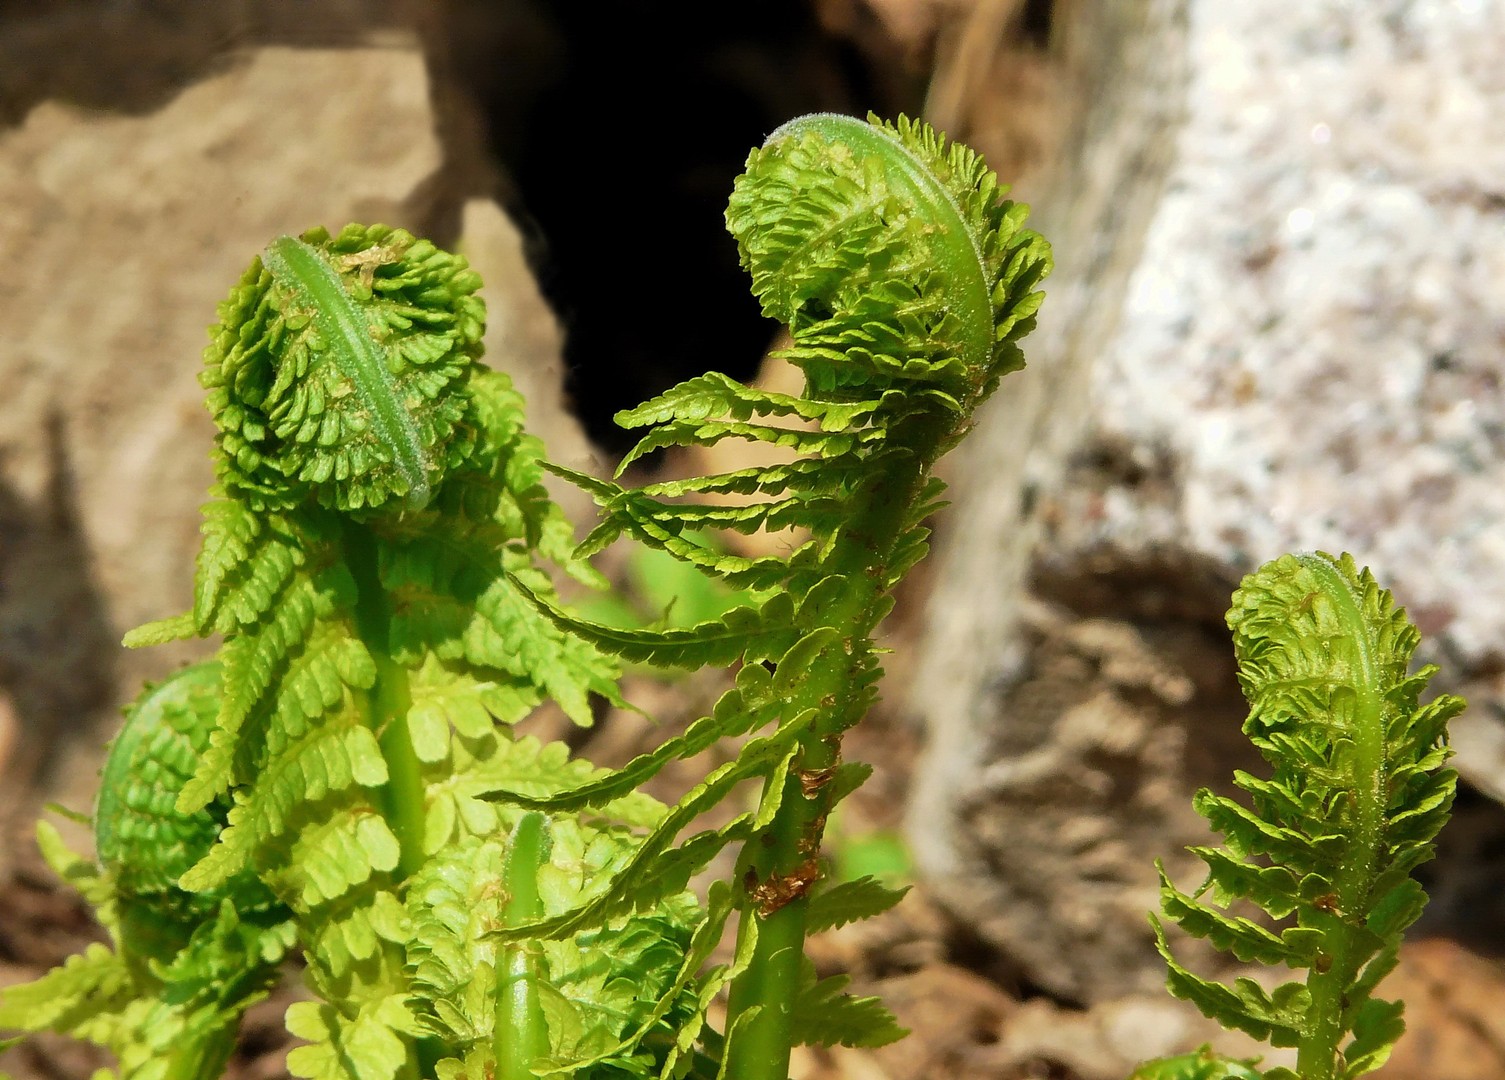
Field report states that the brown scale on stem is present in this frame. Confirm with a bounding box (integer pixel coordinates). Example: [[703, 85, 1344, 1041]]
[[1312, 893, 1341, 916], [749, 857, 822, 917], [798, 764, 838, 798]]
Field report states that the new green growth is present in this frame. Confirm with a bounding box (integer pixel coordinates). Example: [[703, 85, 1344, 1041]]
[[0, 113, 1457, 1080], [0, 114, 1050, 1079]]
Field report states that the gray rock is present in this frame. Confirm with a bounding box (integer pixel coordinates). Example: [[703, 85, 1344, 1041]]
[[910, 0, 1505, 1022]]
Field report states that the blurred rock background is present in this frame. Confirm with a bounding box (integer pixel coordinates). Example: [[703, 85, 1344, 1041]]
[[2, 2, 1504, 1078]]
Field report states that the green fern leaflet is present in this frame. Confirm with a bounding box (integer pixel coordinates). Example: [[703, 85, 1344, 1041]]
[[1145, 552, 1462, 1080]]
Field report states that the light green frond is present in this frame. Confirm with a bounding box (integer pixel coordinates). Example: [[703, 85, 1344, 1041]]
[[1187, 847, 1301, 919], [180, 717, 388, 891], [268, 621, 380, 750], [1154, 919, 1307, 1047], [269, 812, 402, 908], [617, 419, 877, 474], [285, 993, 422, 1080], [787, 959, 905, 1049], [804, 877, 909, 935], [406, 814, 707, 1079], [545, 882, 736, 1080], [0, 945, 134, 1035], [430, 732, 666, 844], [492, 706, 817, 946], [180, 558, 365, 813], [616, 371, 892, 433], [482, 666, 778, 815], [513, 574, 796, 670], [374, 524, 617, 728], [1158, 864, 1308, 967], [405, 655, 537, 746], [1128, 1046, 1264, 1080], [93, 664, 287, 976], [628, 457, 855, 501], [458, 562, 619, 727], [1152, 553, 1461, 1079], [2, 816, 289, 1080], [297, 890, 409, 983], [192, 498, 305, 635], [602, 490, 835, 539]]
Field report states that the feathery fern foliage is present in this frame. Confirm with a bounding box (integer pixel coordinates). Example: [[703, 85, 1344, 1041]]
[[1136, 552, 1462, 1080], [1, 225, 711, 1080], [0, 663, 294, 1080], [485, 113, 1050, 1079], [3, 115, 1053, 1080], [163, 224, 625, 1080]]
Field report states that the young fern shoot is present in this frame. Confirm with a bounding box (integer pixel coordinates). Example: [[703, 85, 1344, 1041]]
[[0, 226, 706, 1080], [491, 112, 1051, 1079], [1, 115, 1051, 1080], [1134, 552, 1463, 1080]]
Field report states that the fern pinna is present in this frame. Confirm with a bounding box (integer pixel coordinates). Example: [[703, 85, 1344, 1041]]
[[486, 112, 1051, 1079], [1134, 553, 1463, 1080], [0, 225, 706, 1080]]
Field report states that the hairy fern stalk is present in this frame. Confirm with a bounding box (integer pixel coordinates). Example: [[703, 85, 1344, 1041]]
[[0, 114, 1051, 1080], [1134, 553, 1463, 1080]]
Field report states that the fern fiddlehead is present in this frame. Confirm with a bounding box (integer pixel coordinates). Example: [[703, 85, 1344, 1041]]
[[4, 223, 704, 1080], [486, 113, 1051, 1077], [95, 663, 284, 972], [1138, 552, 1462, 1080], [170, 224, 669, 1080], [0, 663, 293, 1080]]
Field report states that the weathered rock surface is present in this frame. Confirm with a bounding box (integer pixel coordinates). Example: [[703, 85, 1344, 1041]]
[[908, 0, 1505, 1062]]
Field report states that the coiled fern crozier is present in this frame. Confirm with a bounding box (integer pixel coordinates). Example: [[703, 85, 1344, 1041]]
[[0, 114, 1050, 1079], [1133, 553, 1463, 1080]]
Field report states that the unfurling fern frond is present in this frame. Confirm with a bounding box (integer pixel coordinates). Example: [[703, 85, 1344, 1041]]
[[0, 664, 293, 1080], [171, 224, 615, 804], [208, 228, 481, 514], [482, 113, 1048, 1080], [164, 226, 628, 1080], [1140, 553, 1462, 1080], [5, 224, 683, 1080]]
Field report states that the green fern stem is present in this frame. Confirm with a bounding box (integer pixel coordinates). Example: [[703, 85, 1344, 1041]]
[[162, 1022, 239, 1080], [495, 813, 551, 1080], [340, 517, 428, 880], [339, 517, 428, 1080], [1294, 554, 1386, 1080], [723, 411, 953, 1080]]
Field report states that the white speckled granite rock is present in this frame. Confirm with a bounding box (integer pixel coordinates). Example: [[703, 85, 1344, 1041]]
[[909, 0, 1505, 1019], [1099, 3, 1505, 660]]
